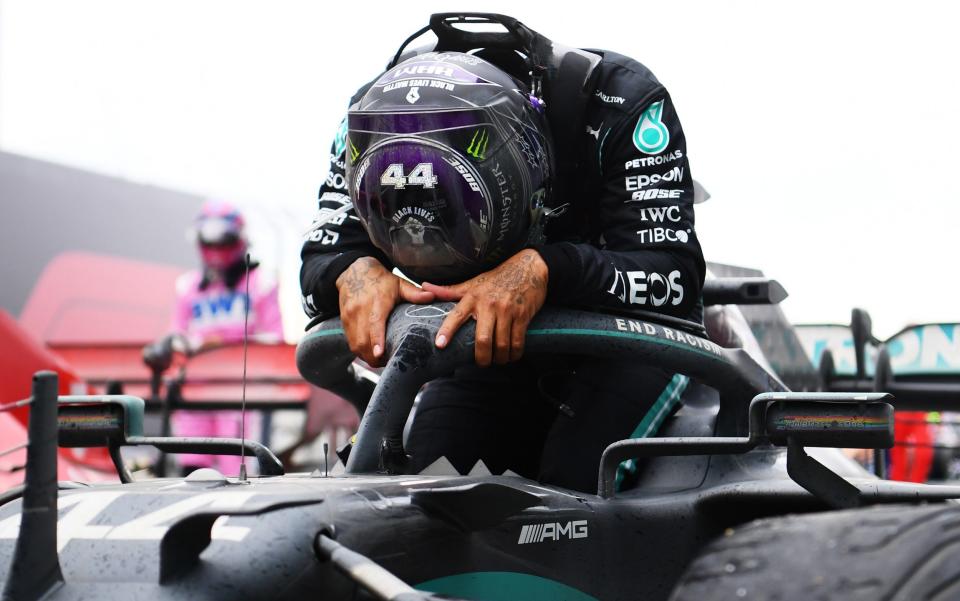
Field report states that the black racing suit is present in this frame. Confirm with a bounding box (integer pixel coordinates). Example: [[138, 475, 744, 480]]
[[301, 50, 705, 493]]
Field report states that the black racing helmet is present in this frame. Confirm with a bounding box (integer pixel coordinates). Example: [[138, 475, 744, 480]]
[[345, 51, 552, 284]]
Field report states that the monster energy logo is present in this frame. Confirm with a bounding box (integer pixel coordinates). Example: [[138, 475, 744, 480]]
[[348, 139, 360, 163], [632, 100, 670, 155], [467, 129, 489, 160]]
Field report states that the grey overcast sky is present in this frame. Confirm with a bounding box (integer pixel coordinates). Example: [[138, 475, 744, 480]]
[[1, 0, 958, 338]]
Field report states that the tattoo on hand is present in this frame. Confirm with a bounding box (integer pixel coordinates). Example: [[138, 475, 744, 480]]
[[341, 257, 380, 296], [491, 253, 546, 305]]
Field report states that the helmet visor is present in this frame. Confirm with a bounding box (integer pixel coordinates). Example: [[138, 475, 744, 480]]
[[197, 217, 242, 247], [347, 135, 497, 283], [347, 109, 510, 166]]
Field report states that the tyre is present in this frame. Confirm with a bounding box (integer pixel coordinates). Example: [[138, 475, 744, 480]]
[[669, 503, 960, 601]]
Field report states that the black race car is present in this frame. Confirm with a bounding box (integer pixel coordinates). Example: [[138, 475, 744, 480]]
[[2, 276, 959, 601]]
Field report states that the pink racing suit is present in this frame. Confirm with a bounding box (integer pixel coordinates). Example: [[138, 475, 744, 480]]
[[170, 265, 284, 473]]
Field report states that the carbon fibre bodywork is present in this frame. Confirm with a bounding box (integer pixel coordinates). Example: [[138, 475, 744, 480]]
[[4, 451, 957, 600], [3, 300, 959, 601]]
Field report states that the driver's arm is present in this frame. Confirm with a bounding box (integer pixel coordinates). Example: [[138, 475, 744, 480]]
[[430, 91, 705, 366], [534, 91, 705, 320], [301, 113, 434, 366], [300, 116, 391, 320]]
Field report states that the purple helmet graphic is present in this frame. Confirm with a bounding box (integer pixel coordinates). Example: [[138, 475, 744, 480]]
[[345, 52, 552, 284]]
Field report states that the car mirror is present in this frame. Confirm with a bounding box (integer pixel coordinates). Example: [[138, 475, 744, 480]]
[[57, 395, 145, 448], [763, 393, 893, 449]]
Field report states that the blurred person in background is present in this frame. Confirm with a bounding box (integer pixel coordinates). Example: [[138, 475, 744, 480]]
[[146, 200, 283, 475]]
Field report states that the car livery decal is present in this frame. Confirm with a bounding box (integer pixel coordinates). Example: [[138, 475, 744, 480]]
[[517, 520, 588, 545], [0, 491, 255, 551], [527, 323, 724, 361]]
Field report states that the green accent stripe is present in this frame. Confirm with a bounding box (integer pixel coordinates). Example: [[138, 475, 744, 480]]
[[415, 571, 598, 601], [302, 327, 344, 342], [635, 374, 690, 438], [303, 327, 722, 362], [614, 373, 689, 490], [527, 328, 723, 361]]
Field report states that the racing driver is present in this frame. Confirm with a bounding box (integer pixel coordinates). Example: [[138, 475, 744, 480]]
[[148, 200, 284, 475], [300, 15, 704, 493]]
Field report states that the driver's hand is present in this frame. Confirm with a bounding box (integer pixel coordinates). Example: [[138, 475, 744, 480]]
[[424, 249, 548, 366], [336, 256, 434, 366]]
